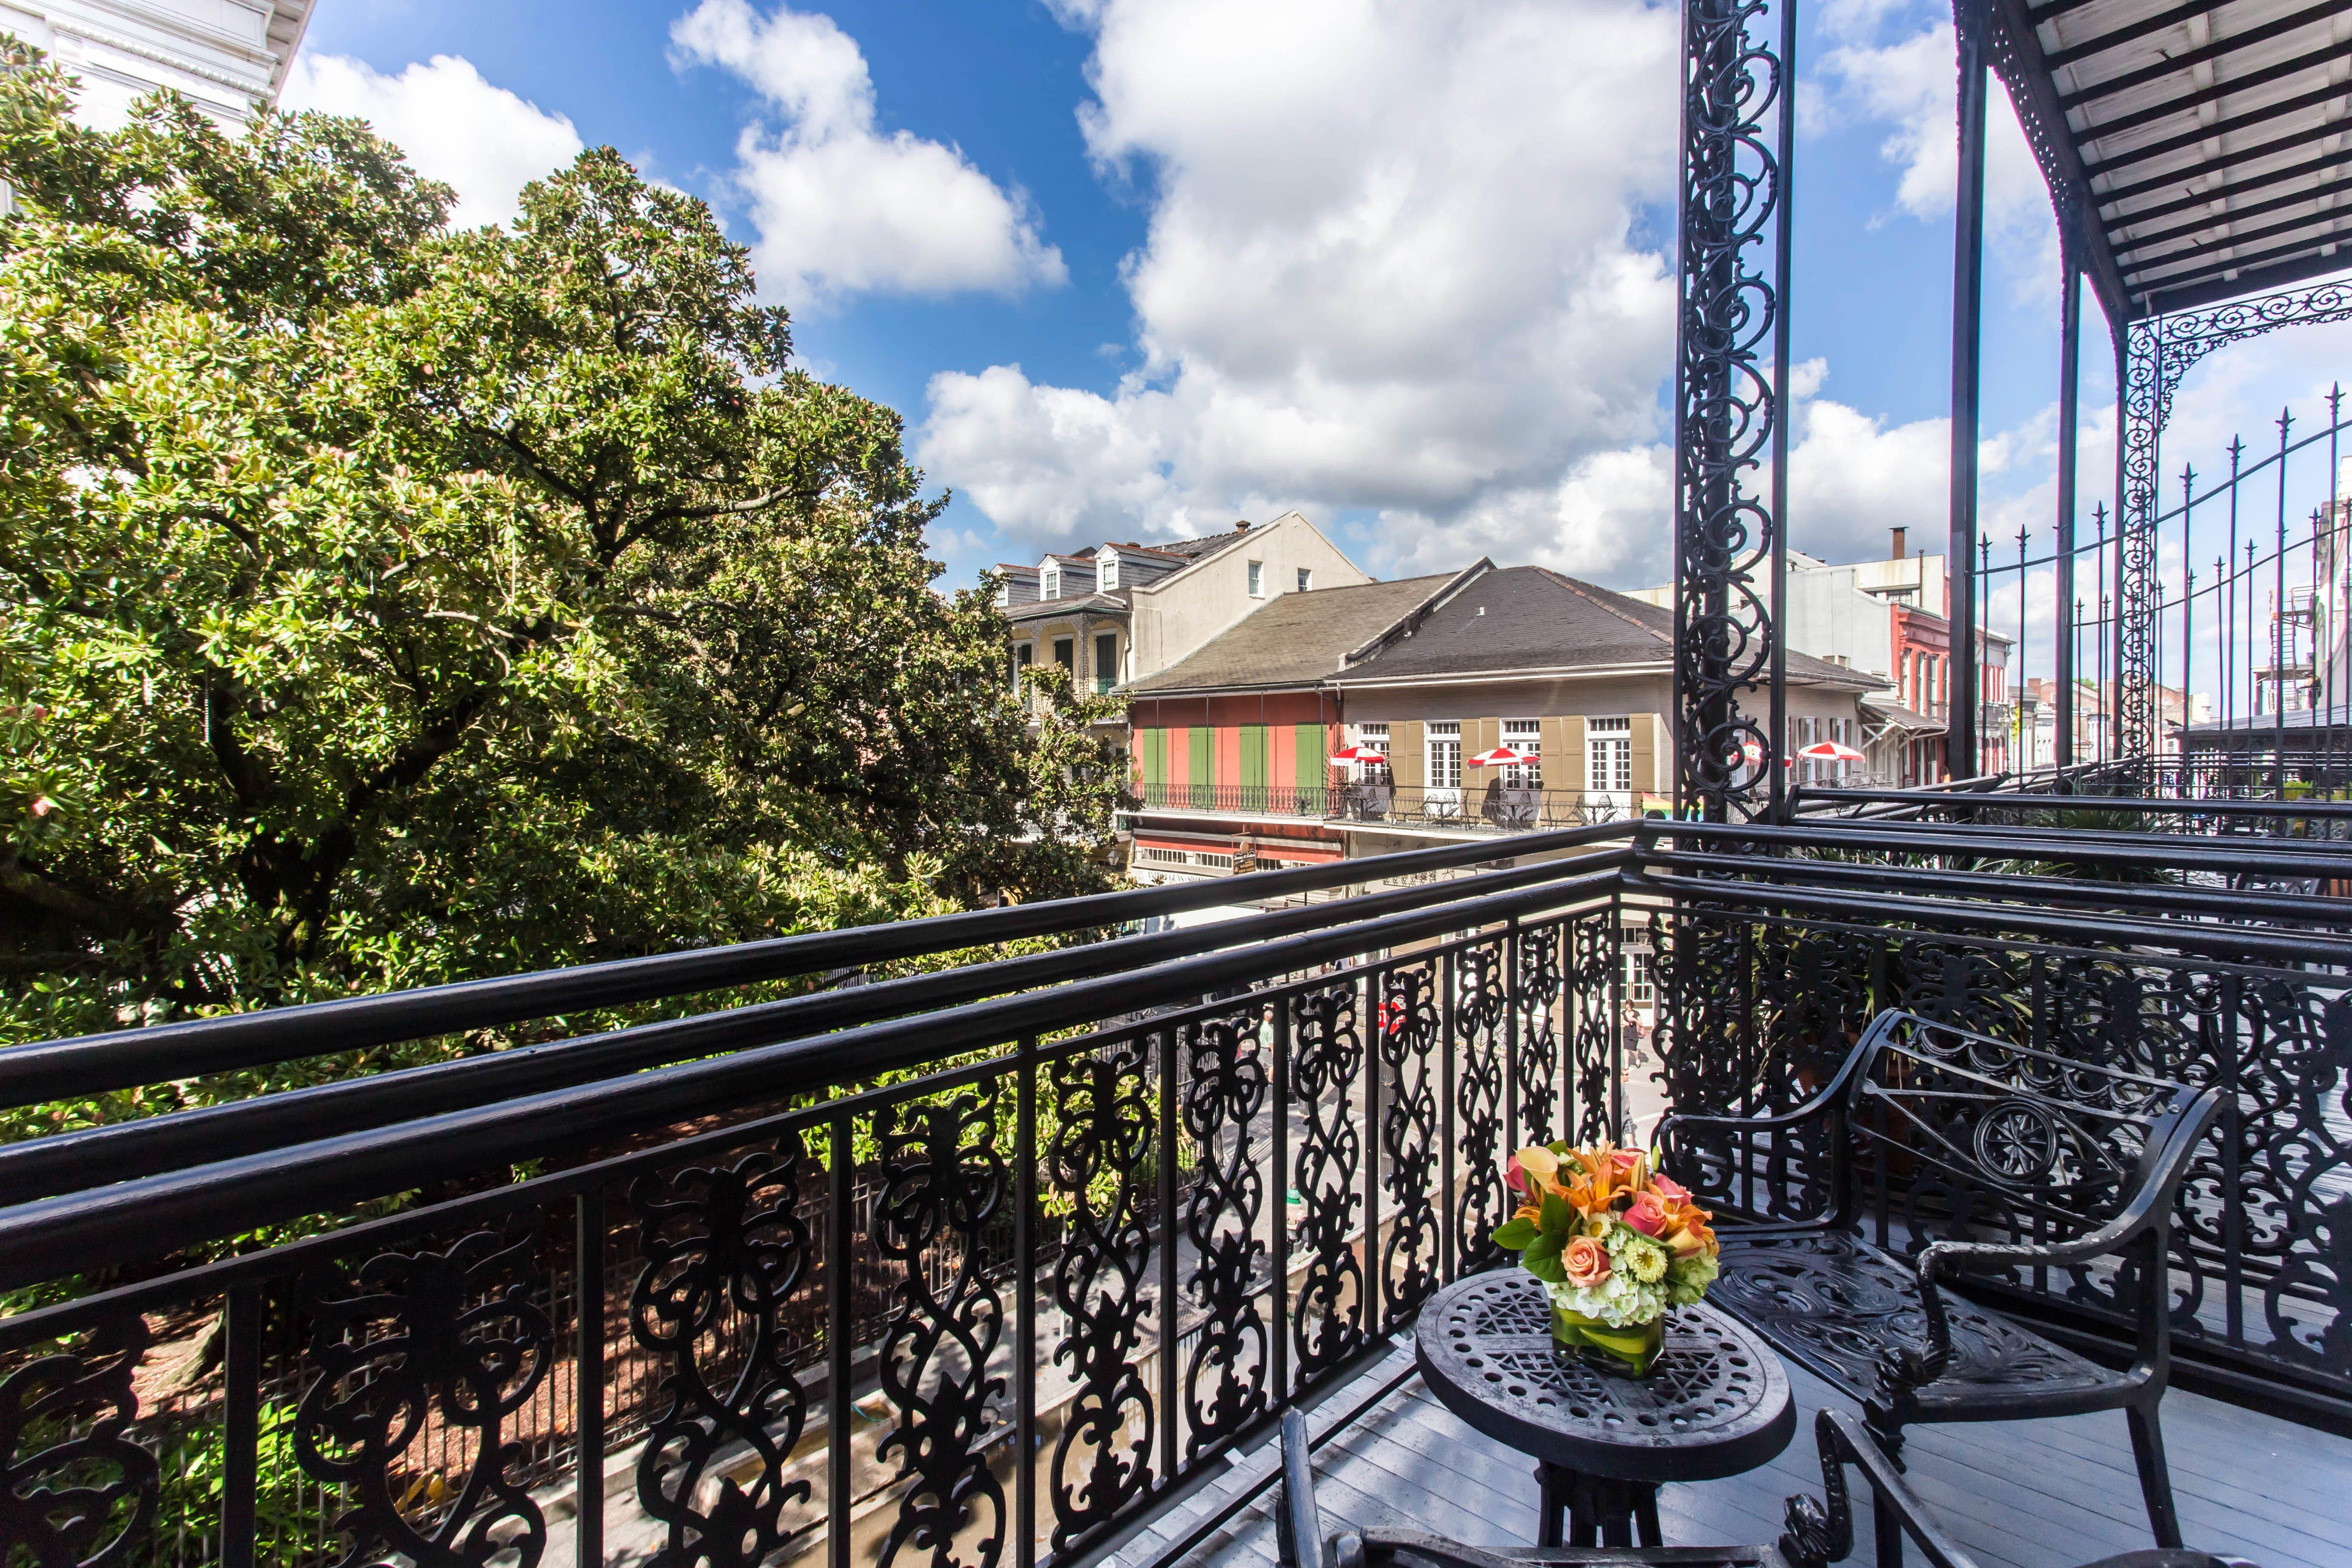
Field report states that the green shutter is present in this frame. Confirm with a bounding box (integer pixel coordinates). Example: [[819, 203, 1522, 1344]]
[[1140, 729, 1166, 794], [1188, 726, 1211, 806], [1294, 724, 1326, 793], [1240, 725, 1269, 799]]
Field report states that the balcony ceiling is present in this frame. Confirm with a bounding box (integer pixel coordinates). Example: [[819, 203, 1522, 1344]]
[[1984, 0, 2351, 319]]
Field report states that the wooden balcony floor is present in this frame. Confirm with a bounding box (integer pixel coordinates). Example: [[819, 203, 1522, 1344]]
[[1121, 1342, 2351, 1568]]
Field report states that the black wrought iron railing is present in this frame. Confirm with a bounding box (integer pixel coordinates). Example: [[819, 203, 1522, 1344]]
[[0, 827, 1636, 1568], [1126, 781, 1630, 832], [4, 804, 2352, 1568]]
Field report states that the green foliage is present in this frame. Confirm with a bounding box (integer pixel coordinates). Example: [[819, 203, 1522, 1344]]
[[0, 47, 1130, 1075], [148, 1401, 316, 1566]]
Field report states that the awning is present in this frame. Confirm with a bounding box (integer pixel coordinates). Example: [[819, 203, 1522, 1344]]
[[1861, 695, 1945, 734]]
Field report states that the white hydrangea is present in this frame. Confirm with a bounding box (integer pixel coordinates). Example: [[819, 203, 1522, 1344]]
[[1544, 1270, 1666, 1329], [1665, 1250, 1720, 1306]]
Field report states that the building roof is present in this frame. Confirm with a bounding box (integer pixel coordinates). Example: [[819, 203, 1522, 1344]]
[[1138, 529, 1256, 563], [1330, 567, 1879, 689], [1983, 0, 2352, 320], [1125, 576, 1457, 694], [1006, 593, 1129, 624]]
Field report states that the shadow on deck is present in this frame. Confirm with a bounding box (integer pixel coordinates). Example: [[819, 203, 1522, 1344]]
[[1111, 1341, 2349, 1568]]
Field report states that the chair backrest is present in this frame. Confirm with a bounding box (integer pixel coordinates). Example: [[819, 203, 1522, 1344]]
[[1840, 1010, 2210, 1246]]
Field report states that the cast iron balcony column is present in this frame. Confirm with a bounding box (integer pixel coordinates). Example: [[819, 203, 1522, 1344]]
[[1671, 0, 1792, 821]]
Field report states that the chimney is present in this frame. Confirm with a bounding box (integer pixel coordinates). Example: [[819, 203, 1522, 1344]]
[[1890, 527, 1906, 560], [1234, 520, 1251, 532]]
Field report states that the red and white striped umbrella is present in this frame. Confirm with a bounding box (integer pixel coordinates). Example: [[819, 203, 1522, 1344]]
[[1468, 746, 1535, 766], [1797, 740, 1867, 763], [1330, 744, 1388, 763]]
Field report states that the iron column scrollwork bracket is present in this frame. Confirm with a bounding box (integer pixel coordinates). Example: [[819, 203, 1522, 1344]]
[[2118, 274, 2352, 761], [1672, 0, 1788, 821]]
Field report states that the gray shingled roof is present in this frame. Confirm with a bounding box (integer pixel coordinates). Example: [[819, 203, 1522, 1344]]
[[1139, 529, 1254, 563], [1125, 576, 1455, 693], [1331, 567, 1876, 688]]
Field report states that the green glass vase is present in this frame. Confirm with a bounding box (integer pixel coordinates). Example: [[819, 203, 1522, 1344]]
[[1550, 1304, 1665, 1378]]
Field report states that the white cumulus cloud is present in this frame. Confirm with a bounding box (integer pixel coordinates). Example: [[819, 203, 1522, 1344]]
[[1812, 1, 2061, 293], [915, 0, 1682, 570], [672, 0, 1066, 305], [281, 54, 584, 230]]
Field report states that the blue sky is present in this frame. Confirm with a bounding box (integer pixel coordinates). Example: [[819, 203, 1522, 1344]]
[[288, 0, 2348, 701]]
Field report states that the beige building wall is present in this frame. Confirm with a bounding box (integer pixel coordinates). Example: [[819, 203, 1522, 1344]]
[[1127, 511, 1371, 680]]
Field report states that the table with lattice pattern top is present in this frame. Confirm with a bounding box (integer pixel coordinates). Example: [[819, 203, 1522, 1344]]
[[1414, 1271, 1796, 1550]]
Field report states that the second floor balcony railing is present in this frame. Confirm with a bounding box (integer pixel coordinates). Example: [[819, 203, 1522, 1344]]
[[5, 801, 2349, 1568], [1127, 780, 1632, 831]]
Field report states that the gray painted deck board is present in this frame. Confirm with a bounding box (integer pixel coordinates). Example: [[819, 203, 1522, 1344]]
[[1148, 1347, 2352, 1568]]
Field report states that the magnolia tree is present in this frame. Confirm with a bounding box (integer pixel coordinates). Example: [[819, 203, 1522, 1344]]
[[0, 50, 1130, 1062]]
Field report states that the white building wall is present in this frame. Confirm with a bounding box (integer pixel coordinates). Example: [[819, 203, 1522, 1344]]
[[1784, 567, 1894, 680], [0, 1, 312, 126]]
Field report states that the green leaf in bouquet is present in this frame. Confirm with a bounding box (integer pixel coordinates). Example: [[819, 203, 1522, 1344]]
[[1537, 1188, 1574, 1236], [1492, 1216, 1539, 1250], [1522, 1230, 1566, 1283]]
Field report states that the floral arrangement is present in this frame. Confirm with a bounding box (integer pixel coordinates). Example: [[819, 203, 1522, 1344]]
[[1494, 1139, 1721, 1375]]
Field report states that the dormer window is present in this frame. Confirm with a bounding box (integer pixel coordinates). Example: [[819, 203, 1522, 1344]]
[[1042, 566, 1060, 599], [1099, 554, 1118, 590]]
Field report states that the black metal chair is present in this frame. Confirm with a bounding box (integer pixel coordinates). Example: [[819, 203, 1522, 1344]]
[[1273, 1406, 2257, 1568], [1656, 1010, 2227, 1561], [1781, 1409, 2255, 1568], [1274, 1408, 1796, 1568]]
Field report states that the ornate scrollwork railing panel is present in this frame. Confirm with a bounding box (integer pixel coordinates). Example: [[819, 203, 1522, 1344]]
[[292, 1224, 555, 1568], [1289, 980, 1366, 1381], [0, 1318, 156, 1568], [1045, 1037, 1157, 1543], [871, 1086, 1011, 1568], [1376, 963, 1442, 1327], [1452, 940, 1509, 1268], [628, 1139, 815, 1568], [1568, 911, 1620, 1146], [1513, 924, 1563, 1151], [1175, 1011, 1266, 1466]]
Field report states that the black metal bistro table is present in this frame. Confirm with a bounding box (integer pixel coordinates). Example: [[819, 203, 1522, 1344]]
[[1414, 1271, 1795, 1550]]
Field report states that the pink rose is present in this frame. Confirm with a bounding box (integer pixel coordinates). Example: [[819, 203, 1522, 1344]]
[[1609, 1148, 1645, 1173], [1651, 1173, 1692, 1204], [1563, 1235, 1611, 1289], [1623, 1191, 1669, 1238]]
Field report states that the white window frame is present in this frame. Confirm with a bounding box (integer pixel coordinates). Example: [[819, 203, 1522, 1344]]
[[1587, 716, 1632, 796], [1501, 718, 1542, 790], [1098, 554, 1118, 589], [1625, 946, 1655, 1006], [1297, 567, 1313, 592], [1041, 566, 1060, 599], [1247, 560, 1265, 597], [1426, 720, 1462, 798]]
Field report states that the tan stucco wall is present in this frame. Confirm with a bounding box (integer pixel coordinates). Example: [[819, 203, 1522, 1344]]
[[1127, 511, 1372, 680]]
